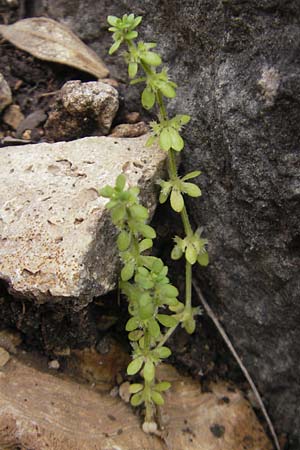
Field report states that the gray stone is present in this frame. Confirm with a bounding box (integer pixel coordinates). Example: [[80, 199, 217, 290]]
[[0, 135, 166, 305], [0, 72, 12, 113], [32, 0, 300, 447], [45, 80, 119, 141]]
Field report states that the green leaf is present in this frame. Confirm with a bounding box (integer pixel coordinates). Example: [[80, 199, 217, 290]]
[[182, 182, 201, 197], [178, 114, 191, 125], [117, 230, 131, 251], [107, 16, 119, 26], [126, 30, 138, 40], [141, 51, 162, 66], [151, 390, 164, 405], [127, 356, 144, 375], [129, 383, 144, 394], [143, 360, 155, 382], [155, 346, 172, 358], [185, 244, 198, 265], [146, 135, 156, 147], [159, 82, 176, 98], [171, 244, 183, 260], [170, 188, 184, 212], [128, 62, 138, 78], [125, 317, 140, 332], [116, 174, 126, 190], [131, 392, 144, 406], [99, 185, 114, 198], [157, 314, 178, 328], [121, 261, 135, 281], [133, 16, 143, 28], [128, 330, 143, 341], [182, 170, 201, 181], [136, 224, 156, 239], [130, 204, 149, 220], [155, 381, 171, 392], [148, 318, 161, 339], [198, 251, 209, 266], [159, 284, 178, 298], [111, 204, 126, 222], [184, 318, 196, 334], [109, 39, 122, 55], [169, 128, 184, 152], [139, 238, 153, 253], [159, 128, 171, 151], [141, 87, 155, 110]]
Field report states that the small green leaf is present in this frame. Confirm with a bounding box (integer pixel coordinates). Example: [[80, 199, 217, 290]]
[[169, 128, 184, 152], [143, 360, 155, 382], [171, 244, 183, 260], [128, 62, 138, 78], [139, 238, 153, 253], [117, 230, 131, 251], [126, 316, 140, 332], [148, 318, 161, 339], [159, 128, 171, 151], [128, 330, 143, 341], [170, 188, 184, 212], [159, 284, 178, 298], [126, 30, 138, 40], [121, 261, 135, 281], [182, 182, 201, 197], [198, 251, 209, 266], [141, 87, 155, 110], [182, 170, 201, 181], [155, 381, 171, 392], [151, 390, 164, 405], [157, 314, 178, 328], [116, 174, 126, 190], [109, 39, 122, 55], [178, 114, 191, 125], [146, 135, 156, 147], [107, 15, 119, 26], [185, 244, 198, 265], [159, 82, 176, 98], [133, 16, 143, 28], [127, 356, 144, 375], [136, 224, 156, 239], [155, 346, 172, 358], [111, 204, 126, 222], [141, 51, 162, 66], [130, 204, 149, 220], [131, 392, 144, 406], [99, 185, 114, 198], [129, 383, 144, 394], [184, 318, 196, 334]]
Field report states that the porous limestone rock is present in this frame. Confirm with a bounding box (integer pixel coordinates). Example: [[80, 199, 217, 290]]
[[0, 135, 166, 304], [45, 80, 119, 141]]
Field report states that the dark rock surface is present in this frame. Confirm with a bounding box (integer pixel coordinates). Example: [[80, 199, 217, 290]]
[[28, 0, 300, 447]]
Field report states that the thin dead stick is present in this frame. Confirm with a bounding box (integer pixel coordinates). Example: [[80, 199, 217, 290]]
[[192, 280, 281, 450]]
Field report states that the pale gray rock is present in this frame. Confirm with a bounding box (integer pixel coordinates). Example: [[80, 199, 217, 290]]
[[45, 80, 119, 141], [0, 135, 166, 304], [0, 72, 12, 113]]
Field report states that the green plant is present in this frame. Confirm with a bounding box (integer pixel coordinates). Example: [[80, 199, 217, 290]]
[[100, 13, 208, 433]]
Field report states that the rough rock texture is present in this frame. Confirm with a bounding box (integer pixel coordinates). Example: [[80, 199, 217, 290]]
[[0, 72, 12, 113], [0, 357, 272, 450], [32, 0, 300, 447], [45, 80, 119, 141], [0, 135, 166, 305]]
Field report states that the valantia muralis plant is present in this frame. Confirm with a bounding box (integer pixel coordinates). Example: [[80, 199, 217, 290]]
[[100, 13, 208, 433]]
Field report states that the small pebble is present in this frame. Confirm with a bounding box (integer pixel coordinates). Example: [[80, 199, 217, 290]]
[[0, 72, 12, 113], [110, 122, 149, 138], [3, 104, 25, 130], [119, 381, 131, 403], [125, 111, 141, 124], [0, 347, 10, 368], [48, 359, 60, 370]]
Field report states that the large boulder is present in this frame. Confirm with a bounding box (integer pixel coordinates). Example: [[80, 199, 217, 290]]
[[0, 135, 166, 305], [32, 0, 300, 446]]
